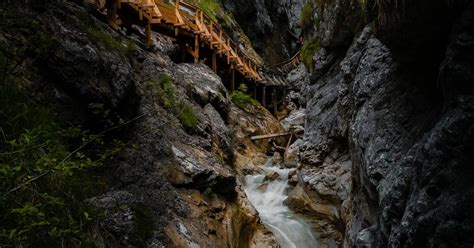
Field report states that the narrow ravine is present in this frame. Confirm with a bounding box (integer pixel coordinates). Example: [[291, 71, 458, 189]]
[[244, 160, 318, 248]]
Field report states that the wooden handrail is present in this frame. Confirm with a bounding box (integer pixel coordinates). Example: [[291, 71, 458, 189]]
[[114, 0, 266, 81]]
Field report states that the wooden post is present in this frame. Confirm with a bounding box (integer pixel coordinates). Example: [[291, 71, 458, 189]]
[[209, 22, 214, 44], [253, 84, 257, 99], [107, 0, 119, 29], [231, 67, 235, 92], [212, 52, 217, 73], [262, 86, 266, 107], [194, 34, 199, 63], [272, 87, 277, 114], [145, 21, 152, 48], [219, 30, 223, 56], [284, 133, 293, 159]]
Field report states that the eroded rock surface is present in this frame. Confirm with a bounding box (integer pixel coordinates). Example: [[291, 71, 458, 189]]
[[0, 1, 281, 246], [294, 0, 474, 247]]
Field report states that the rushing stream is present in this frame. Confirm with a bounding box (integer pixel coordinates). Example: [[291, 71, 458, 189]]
[[244, 162, 318, 248]]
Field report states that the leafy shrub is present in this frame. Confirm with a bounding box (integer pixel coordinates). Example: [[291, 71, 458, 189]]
[[301, 39, 320, 70], [0, 50, 124, 247]]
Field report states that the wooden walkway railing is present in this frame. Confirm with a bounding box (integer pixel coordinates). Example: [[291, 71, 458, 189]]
[[105, 0, 263, 81]]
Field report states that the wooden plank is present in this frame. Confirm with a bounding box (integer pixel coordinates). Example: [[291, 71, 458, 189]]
[[251, 132, 295, 141]]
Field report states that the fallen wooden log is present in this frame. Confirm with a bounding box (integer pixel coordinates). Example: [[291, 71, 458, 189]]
[[250, 129, 303, 141]]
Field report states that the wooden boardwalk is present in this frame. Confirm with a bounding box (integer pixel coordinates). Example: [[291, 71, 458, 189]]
[[105, 0, 264, 81]]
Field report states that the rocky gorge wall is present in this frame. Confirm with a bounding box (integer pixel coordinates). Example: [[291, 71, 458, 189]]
[[0, 1, 285, 247], [287, 0, 474, 247], [221, 0, 308, 64]]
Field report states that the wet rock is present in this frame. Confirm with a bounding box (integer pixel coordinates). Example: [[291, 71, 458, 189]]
[[175, 63, 230, 119], [286, 183, 343, 245], [204, 104, 234, 164], [304, 0, 363, 48], [284, 138, 303, 166], [234, 152, 266, 176], [299, 1, 474, 246], [272, 152, 283, 165], [288, 170, 298, 186], [312, 47, 336, 79], [287, 63, 310, 90], [280, 108, 305, 130], [257, 182, 269, 191], [229, 103, 284, 157], [37, 6, 135, 110], [264, 172, 280, 182], [221, 0, 295, 64]]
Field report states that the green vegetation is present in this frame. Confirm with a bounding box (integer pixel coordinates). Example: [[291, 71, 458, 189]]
[[315, 0, 335, 8], [75, 6, 137, 56], [357, 0, 368, 18], [301, 0, 315, 29], [177, 102, 198, 129], [193, 0, 221, 22], [152, 74, 198, 130], [87, 28, 137, 56], [230, 88, 260, 110], [157, 74, 176, 108], [301, 39, 320, 70], [0, 49, 124, 247]]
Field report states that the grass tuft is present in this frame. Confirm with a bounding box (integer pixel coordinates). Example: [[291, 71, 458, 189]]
[[230, 90, 259, 110], [301, 0, 315, 29], [301, 39, 320, 70], [152, 73, 198, 130]]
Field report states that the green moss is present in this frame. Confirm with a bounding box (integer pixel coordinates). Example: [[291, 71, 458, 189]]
[[152, 74, 197, 129], [301, 0, 315, 29], [86, 28, 136, 56], [158, 74, 176, 108], [196, 0, 221, 22], [177, 102, 198, 130], [230, 91, 259, 110], [357, 0, 368, 18], [301, 39, 320, 70]]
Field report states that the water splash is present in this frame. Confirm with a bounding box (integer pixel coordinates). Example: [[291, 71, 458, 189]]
[[244, 163, 318, 248]]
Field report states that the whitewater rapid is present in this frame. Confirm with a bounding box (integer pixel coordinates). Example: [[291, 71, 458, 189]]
[[244, 162, 318, 248]]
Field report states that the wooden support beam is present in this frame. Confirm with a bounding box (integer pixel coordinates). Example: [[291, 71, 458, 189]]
[[145, 21, 152, 48], [212, 52, 217, 73], [284, 133, 294, 159], [272, 88, 277, 114], [253, 84, 257, 99], [107, 0, 119, 29], [251, 132, 297, 141], [193, 34, 199, 63], [230, 67, 235, 91]]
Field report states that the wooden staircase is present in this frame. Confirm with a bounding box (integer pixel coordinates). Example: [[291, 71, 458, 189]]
[[105, 0, 263, 81]]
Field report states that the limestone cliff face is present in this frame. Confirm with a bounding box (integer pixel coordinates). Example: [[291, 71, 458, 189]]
[[0, 1, 279, 247], [221, 0, 306, 64], [291, 0, 474, 247]]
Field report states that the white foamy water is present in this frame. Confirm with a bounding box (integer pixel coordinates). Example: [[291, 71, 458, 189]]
[[244, 163, 318, 248]]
